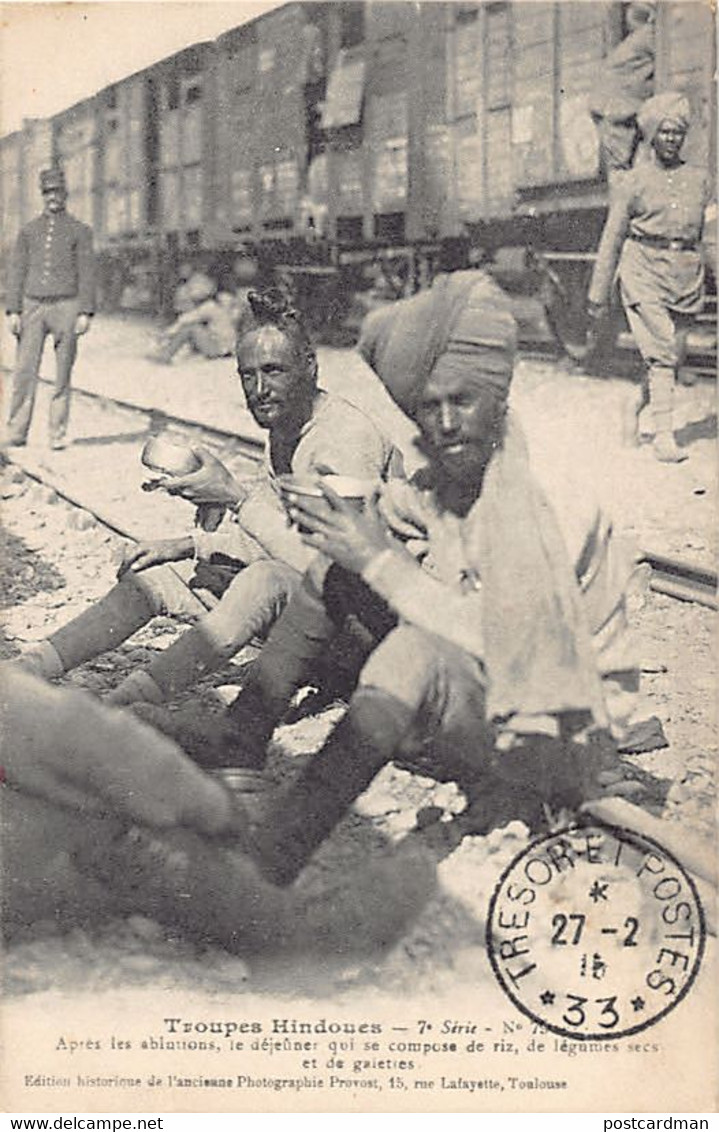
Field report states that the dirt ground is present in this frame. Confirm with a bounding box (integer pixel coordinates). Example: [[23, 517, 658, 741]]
[[1, 325, 716, 1005]]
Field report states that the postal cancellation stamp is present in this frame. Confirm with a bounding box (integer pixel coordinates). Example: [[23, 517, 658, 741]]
[[486, 821, 706, 1042]]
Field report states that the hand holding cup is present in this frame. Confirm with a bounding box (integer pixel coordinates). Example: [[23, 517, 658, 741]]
[[278, 474, 392, 574]]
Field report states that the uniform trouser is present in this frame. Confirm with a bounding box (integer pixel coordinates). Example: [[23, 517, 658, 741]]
[[350, 625, 612, 814], [140, 558, 301, 656], [245, 574, 607, 803], [246, 624, 588, 887], [622, 298, 693, 373], [596, 117, 639, 174], [239, 561, 397, 725], [621, 299, 694, 432], [47, 558, 301, 701], [355, 624, 494, 784], [7, 297, 80, 444]]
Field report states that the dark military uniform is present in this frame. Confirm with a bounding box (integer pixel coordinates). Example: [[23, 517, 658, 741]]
[[5, 169, 95, 448]]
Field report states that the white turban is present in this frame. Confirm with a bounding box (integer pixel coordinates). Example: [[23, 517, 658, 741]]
[[637, 92, 691, 141]]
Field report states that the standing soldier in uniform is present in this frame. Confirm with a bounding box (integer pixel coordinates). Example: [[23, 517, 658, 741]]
[[587, 93, 712, 463], [4, 166, 95, 451]]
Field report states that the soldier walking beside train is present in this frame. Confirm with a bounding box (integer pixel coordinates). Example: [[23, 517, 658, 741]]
[[4, 167, 95, 451], [587, 92, 712, 463]]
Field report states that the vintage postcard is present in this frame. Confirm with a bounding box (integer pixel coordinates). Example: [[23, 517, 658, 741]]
[[1, 0, 716, 1115]]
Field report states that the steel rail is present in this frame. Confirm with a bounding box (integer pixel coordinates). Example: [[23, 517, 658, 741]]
[[2, 372, 715, 610], [0, 374, 263, 607], [0, 366, 265, 461], [5, 461, 213, 607], [639, 549, 718, 610]]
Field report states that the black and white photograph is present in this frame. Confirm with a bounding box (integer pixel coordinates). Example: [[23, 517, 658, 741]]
[[1, 0, 716, 1116]]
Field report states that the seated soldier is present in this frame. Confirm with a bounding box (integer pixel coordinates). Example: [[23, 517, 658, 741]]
[[2, 666, 435, 956], [18, 290, 400, 706], [155, 291, 237, 363], [172, 265, 215, 316], [139, 272, 643, 887]]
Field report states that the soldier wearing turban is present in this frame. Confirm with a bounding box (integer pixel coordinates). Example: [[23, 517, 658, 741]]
[[637, 90, 691, 143], [588, 92, 712, 462], [139, 272, 643, 884]]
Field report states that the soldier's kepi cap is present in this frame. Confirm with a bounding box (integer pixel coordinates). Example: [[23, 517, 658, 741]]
[[39, 167, 66, 192]]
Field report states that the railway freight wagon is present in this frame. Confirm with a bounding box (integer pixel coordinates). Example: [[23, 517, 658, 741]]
[[1, 0, 714, 333], [316, 0, 715, 334], [69, 44, 214, 314], [92, 68, 159, 310], [185, 0, 719, 332]]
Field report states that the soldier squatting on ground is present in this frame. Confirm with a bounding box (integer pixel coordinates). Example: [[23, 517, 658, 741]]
[[95, 274, 647, 891], [1, 126, 711, 948], [17, 290, 399, 708]]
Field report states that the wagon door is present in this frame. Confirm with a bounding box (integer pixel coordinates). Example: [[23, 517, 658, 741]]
[[212, 31, 257, 243], [364, 2, 413, 245], [0, 134, 22, 294], [20, 119, 54, 226], [54, 103, 99, 230]]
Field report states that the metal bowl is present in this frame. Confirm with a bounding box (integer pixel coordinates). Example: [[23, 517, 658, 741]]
[[277, 473, 374, 508], [323, 474, 376, 504], [141, 436, 201, 477], [277, 474, 375, 533], [276, 473, 324, 500]]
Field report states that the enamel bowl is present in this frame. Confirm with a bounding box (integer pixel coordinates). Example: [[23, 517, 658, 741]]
[[277, 473, 375, 529], [141, 436, 201, 477], [277, 473, 374, 506]]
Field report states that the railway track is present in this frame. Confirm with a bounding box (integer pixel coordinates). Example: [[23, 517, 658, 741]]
[[640, 550, 718, 610], [2, 375, 715, 612], [33, 373, 265, 460], [520, 316, 717, 378], [1, 366, 265, 608]]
